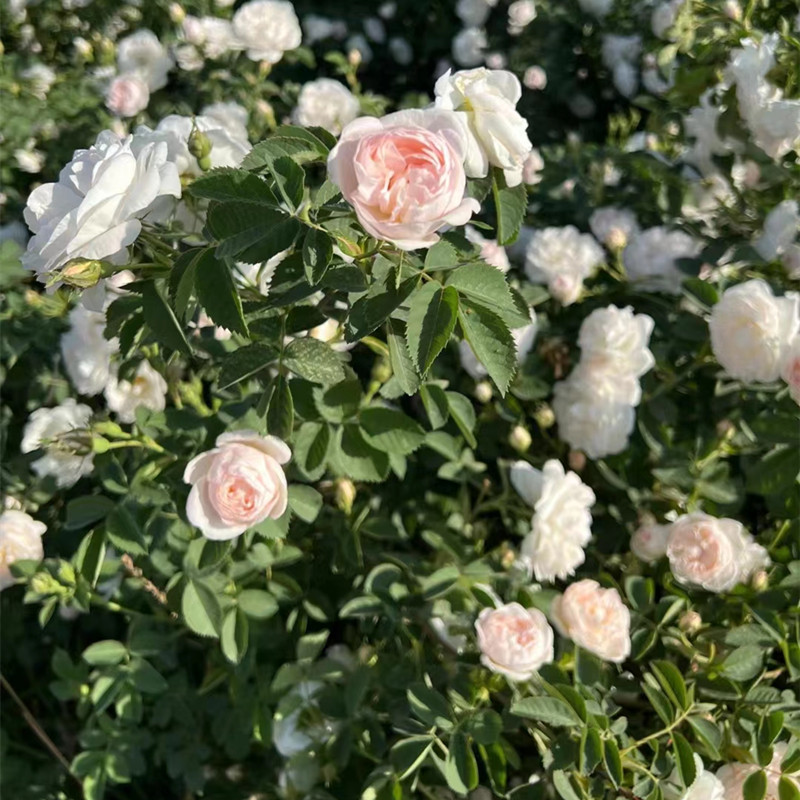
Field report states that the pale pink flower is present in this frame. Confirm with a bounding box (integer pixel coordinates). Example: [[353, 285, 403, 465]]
[[717, 744, 800, 800], [328, 108, 479, 250], [0, 510, 46, 590], [184, 431, 291, 540], [475, 602, 553, 680], [781, 337, 800, 404], [106, 75, 150, 117], [630, 522, 670, 563]]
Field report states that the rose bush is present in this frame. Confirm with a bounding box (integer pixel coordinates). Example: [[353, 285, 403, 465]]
[[1, 1, 799, 800]]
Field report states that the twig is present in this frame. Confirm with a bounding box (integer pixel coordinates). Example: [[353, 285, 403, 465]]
[[121, 554, 178, 618]]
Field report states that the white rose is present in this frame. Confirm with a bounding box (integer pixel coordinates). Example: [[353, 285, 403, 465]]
[[15, 148, 45, 174], [184, 431, 291, 540], [781, 337, 800, 404], [666, 513, 770, 593], [717, 744, 800, 800], [664, 756, 725, 800], [589, 207, 640, 250], [201, 102, 250, 145], [21, 399, 94, 488], [475, 602, 554, 680], [511, 459, 595, 582], [196, 17, 241, 58], [522, 149, 544, 185], [292, 79, 360, 136], [524, 226, 604, 305], [754, 200, 799, 260], [302, 14, 347, 44], [21, 63, 57, 99], [61, 305, 118, 396], [434, 67, 532, 187], [0, 510, 46, 590], [105, 361, 168, 424], [709, 279, 800, 383], [683, 92, 736, 175], [630, 522, 670, 563], [451, 28, 487, 68], [175, 44, 204, 72], [551, 580, 630, 663], [22, 130, 181, 279], [577, 0, 613, 17], [233, 0, 302, 64], [651, 0, 682, 39], [622, 226, 701, 294], [464, 225, 509, 272], [552, 375, 636, 459], [523, 66, 547, 90], [601, 34, 641, 71], [783, 244, 800, 279], [117, 29, 173, 91], [508, 0, 536, 28], [456, 0, 492, 27], [106, 74, 150, 117]]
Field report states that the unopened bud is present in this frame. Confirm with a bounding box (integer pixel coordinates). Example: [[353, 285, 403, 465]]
[[500, 544, 516, 570], [188, 129, 212, 161], [509, 425, 532, 453], [335, 479, 356, 515], [58, 562, 76, 586], [534, 404, 555, 429], [255, 99, 276, 128], [751, 570, 768, 592], [93, 420, 126, 438], [348, 48, 362, 68], [568, 450, 587, 472], [30, 573, 57, 595], [716, 419, 735, 439], [371, 358, 392, 384], [97, 37, 115, 65], [679, 610, 702, 635], [91, 436, 112, 454], [169, 2, 186, 23], [474, 381, 493, 404], [605, 227, 628, 252], [58, 258, 105, 289], [724, 0, 741, 20], [197, 155, 212, 171]]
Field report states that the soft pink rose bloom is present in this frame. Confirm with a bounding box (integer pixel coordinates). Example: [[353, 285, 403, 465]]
[[666, 513, 769, 593], [0, 510, 46, 590], [717, 743, 800, 800], [327, 108, 480, 251], [630, 522, 669, 563], [475, 602, 554, 680], [781, 337, 800, 404], [106, 75, 151, 117], [184, 431, 291, 540], [551, 579, 631, 663]]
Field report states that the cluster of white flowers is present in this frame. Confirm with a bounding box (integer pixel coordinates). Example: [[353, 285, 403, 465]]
[[523, 226, 604, 305], [510, 459, 595, 582], [622, 226, 702, 294], [601, 34, 642, 98], [451, 0, 497, 66], [553, 305, 655, 458]]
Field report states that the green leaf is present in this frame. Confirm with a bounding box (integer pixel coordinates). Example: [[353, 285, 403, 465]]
[[407, 683, 453, 729], [491, 169, 527, 245], [106, 505, 147, 556], [218, 343, 277, 390], [387, 320, 420, 395], [722, 645, 764, 681], [238, 589, 279, 620], [445, 730, 479, 794], [75, 528, 107, 588], [141, 281, 192, 355], [458, 300, 516, 396], [445, 391, 477, 448], [241, 127, 331, 171], [302, 228, 334, 285], [169, 248, 203, 320], [510, 697, 581, 727], [221, 607, 249, 665], [346, 268, 419, 341], [391, 736, 435, 780], [642, 682, 674, 725], [287, 484, 323, 522], [465, 709, 502, 745], [406, 283, 459, 376], [128, 657, 168, 694], [746, 446, 800, 496], [743, 770, 768, 800], [313, 378, 361, 423], [284, 337, 347, 385], [688, 715, 722, 759], [264, 155, 304, 210], [673, 732, 697, 787], [266, 375, 294, 440], [296, 630, 329, 661], [83, 640, 127, 666], [421, 383, 449, 429], [779, 776, 800, 800], [580, 727, 603, 775], [331, 424, 390, 482], [182, 579, 222, 638], [360, 407, 425, 455], [420, 565, 460, 600], [194, 249, 249, 336], [652, 660, 689, 710], [683, 278, 719, 307], [604, 739, 622, 787], [424, 238, 460, 272], [293, 421, 331, 480], [65, 496, 115, 531], [552, 771, 583, 800], [188, 167, 278, 205], [447, 262, 530, 328]]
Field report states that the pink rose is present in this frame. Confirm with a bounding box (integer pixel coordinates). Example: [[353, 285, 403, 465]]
[[551, 579, 631, 663], [327, 108, 480, 251], [0, 510, 46, 590], [184, 431, 291, 540], [781, 337, 800, 404], [666, 512, 769, 593], [630, 521, 670, 563], [106, 75, 150, 117], [475, 602, 554, 681], [717, 743, 800, 800]]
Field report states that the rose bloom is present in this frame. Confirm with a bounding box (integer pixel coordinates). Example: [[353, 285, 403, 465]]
[[622, 226, 702, 294], [232, 0, 302, 64], [717, 744, 800, 800], [664, 755, 725, 800], [709, 279, 800, 384], [327, 108, 479, 251], [22, 130, 180, 279], [551, 580, 631, 663], [630, 521, 670, 563], [666, 513, 769, 593], [451, 28, 487, 68], [21, 399, 94, 488], [61, 304, 119, 396], [0, 510, 46, 591], [292, 78, 360, 136], [106, 75, 150, 117], [589, 206, 640, 250], [434, 68, 532, 187], [465, 225, 509, 272], [105, 361, 168, 424], [184, 431, 291, 540], [475, 602, 554, 681], [754, 200, 799, 261], [116, 29, 173, 91], [511, 459, 595, 582], [781, 337, 800, 404]]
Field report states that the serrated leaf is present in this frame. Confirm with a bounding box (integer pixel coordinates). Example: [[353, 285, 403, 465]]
[[218, 343, 277, 390], [447, 262, 530, 328], [302, 228, 333, 285], [194, 249, 248, 336], [169, 248, 203, 320], [673, 732, 697, 787], [241, 127, 330, 171], [284, 337, 346, 385], [182, 580, 221, 638], [265, 156, 304, 210], [722, 645, 764, 681], [106, 505, 147, 556], [445, 391, 477, 448], [510, 696, 581, 727], [238, 589, 278, 620], [580, 727, 603, 775], [287, 484, 323, 522], [779, 776, 800, 800], [652, 660, 689, 710], [407, 683, 453, 729], [552, 770, 582, 800], [330, 424, 389, 482], [265, 374, 294, 440], [421, 383, 449, 429], [458, 300, 516, 396], [387, 320, 420, 395], [188, 167, 278, 205], [687, 715, 722, 760], [406, 282, 458, 375], [220, 607, 248, 665], [346, 268, 418, 341], [360, 407, 425, 455], [293, 421, 331, 480], [604, 739, 622, 787], [141, 281, 192, 355], [492, 169, 527, 245]]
